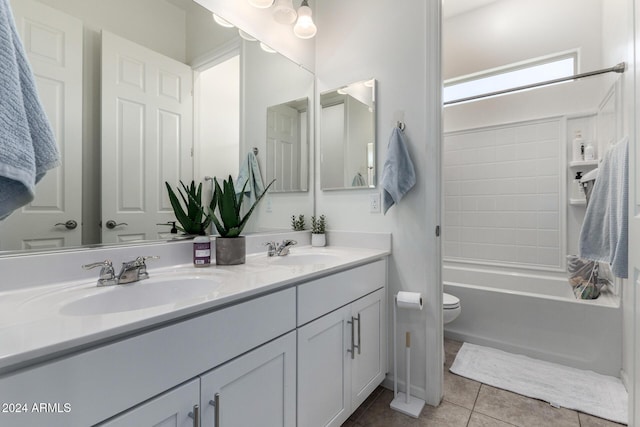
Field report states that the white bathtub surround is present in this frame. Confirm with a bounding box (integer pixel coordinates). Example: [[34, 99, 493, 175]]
[[443, 264, 622, 377], [443, 117, 564, 270], [451, 343, 628, 424]]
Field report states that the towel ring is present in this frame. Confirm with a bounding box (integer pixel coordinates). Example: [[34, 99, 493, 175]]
[[396, 121, 405, 131]]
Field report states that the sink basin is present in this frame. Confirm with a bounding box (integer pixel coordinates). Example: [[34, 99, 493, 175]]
[[267, 252, 344, 266], [61, 276, 221, 316]]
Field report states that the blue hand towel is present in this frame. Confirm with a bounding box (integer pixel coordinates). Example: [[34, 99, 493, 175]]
[[236, 151, 265, 207], [0, 0, 59, 220], [380, 127, 416, 214], [352, 172, 366, 187], [579, 137, 628, 278]]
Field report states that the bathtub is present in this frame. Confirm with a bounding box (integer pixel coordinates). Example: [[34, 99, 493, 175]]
[[443, 263, 622, 377]]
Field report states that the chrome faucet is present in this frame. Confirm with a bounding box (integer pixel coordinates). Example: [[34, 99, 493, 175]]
[[275, 239, 297, 256], [83, 256, 159, 286], [264, 241, 277, 257]]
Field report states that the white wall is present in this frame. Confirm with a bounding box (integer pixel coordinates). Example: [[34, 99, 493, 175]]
[[195, 55, 240, 210], [315, 0, 442, 404]]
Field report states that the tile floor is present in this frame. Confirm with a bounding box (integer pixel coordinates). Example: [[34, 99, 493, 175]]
[[342, 339, 626, 427]]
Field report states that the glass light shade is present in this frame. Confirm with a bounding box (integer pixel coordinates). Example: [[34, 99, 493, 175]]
[[212, 14, 234, 28], [248, 0, 274, 8], [238, 29, 257, 41], [260, 42, 277, 53], [293, 5, 317, 39], [273, 0, 297, 24]]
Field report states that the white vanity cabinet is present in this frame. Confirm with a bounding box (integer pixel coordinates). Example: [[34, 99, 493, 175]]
[[200, 331, 296, 427], [297, 261, 387, 427], [98, 379, 200, 427], [101, 332, 297, 427]]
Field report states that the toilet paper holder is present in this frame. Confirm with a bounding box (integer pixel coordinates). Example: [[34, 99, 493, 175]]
[[390, 292, 426, 418]]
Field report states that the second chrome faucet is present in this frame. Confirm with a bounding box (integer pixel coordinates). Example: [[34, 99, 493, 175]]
[[264, 240, 297, 257]]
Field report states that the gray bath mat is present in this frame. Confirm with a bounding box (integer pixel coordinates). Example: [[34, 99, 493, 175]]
[[450, 342, 628, 424]]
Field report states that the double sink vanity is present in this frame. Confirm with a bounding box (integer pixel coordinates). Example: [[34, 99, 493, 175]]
[[0, 232, 390, 427]]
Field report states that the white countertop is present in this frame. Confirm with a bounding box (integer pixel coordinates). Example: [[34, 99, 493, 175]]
[[0, 245, 389, 375]]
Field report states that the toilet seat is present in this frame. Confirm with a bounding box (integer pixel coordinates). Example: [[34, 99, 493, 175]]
[[443, 292, 460, 309]]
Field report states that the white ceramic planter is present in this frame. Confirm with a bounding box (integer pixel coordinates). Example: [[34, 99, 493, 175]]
[[311, 233, 326, 247]]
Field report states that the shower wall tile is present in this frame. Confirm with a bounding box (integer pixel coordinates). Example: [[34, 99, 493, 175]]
[[443, 118, 562, 270]]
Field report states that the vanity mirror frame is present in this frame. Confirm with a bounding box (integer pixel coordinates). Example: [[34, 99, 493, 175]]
[[319, 78, 377, 191], [0, 0, 315, 257]]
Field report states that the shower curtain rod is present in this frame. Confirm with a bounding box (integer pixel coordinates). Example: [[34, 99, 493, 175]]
[[444, 62, 626, 106]]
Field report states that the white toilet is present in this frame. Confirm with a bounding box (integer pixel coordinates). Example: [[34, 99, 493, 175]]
[[443, 292, 461, 324]]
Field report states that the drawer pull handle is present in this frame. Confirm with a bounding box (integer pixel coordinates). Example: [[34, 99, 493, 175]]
[[354, 313, 361, 355], [188, 404, 200, 427], [209, 393, 220, 426], [347, 317, 356, 359]]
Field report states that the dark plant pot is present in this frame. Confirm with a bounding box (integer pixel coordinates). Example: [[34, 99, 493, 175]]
[[215, 236, 246, 265]]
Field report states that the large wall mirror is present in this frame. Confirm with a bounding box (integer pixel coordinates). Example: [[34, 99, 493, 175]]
[[320, 79, 376, 190], [0, 0, 314, 254]]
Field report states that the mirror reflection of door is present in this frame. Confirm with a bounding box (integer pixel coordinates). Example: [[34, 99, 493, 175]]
[[266, 101, 306, 192], [101, 31, 193, 244], [0, 0, 83, 251]]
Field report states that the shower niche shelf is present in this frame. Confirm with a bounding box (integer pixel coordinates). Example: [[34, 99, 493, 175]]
[[569, 159, 598, 168]]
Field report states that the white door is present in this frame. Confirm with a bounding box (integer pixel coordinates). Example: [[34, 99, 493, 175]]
[[297, 306, 351, 427], [200, 332, 296, 427], [351, 289, 386, 410], [267, 104, 300, 191], [98, 378, 199, 426], [101, 31, 193, 243], [1, 0, 82, 251]]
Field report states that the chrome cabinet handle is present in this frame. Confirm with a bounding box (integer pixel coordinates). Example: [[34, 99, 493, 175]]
[[55, 220, 78, 230], [354, 313, 361, 355], [209, 393, 220, 426], [347, 317, 356, 359], [188, 404, 200, 427], [105, 220, 128, 229]]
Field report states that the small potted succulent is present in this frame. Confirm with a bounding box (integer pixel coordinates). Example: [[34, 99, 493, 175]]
[[165, 180, 211, 235], [311, 214, 326, 247], [291, 214, 306, 231], [208, 175, 275, 265]]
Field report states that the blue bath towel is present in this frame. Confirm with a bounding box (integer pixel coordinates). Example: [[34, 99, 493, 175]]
[[579, 138, 628, 278], [380, 127, 416, 214], [236, 151, 264, 207], [351, 172, 366, 187], [0, 0, 59, 220]]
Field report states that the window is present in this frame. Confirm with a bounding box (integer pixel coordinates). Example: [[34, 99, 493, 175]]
[[444, 52, 577, 105]]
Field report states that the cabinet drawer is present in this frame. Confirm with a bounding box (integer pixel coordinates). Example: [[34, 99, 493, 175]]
[[297, 260, 386, 326], [0, 287, 296, 427]]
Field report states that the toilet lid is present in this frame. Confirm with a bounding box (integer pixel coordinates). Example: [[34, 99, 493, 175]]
[[443, 293, 460, 309]]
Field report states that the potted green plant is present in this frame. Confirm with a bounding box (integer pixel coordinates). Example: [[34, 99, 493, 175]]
[[291, 214, 306, 231], [311, 214, 326, 247], [165, 180, 211, 235], [208, 175, 275, 265]]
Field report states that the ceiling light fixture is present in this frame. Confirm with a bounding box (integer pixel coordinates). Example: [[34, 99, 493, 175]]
[[239, 29, 257, 41], [212, 13, 234, 28], [293, 0, 316, 39], [248, 0, 274, 8], [272, 0, 297, 24]]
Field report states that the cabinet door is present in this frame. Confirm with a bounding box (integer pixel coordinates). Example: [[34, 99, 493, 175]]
[[351, 289, 386, 409], [98, 379, 199, 427], [200, 331, 296, 427], [297, 305, 352, 427]]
